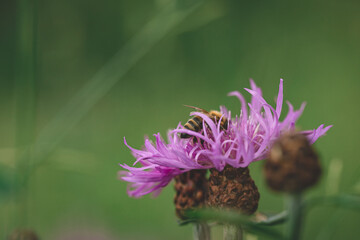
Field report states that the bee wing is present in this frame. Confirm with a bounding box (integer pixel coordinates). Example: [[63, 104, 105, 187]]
[[183, 105, 209, 113]]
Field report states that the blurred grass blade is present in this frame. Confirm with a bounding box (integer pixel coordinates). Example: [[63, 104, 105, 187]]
[[14, 0, 38, 229], [305, 194, 360, 211], [186, 209, 285, 239], [32, 0, 203, 164], [325, 158, 343, 196]]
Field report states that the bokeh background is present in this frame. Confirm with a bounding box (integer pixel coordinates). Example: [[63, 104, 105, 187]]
[[1, 0, 360, 239]]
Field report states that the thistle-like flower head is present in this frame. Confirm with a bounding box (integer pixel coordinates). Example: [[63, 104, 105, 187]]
[[120, 79, 331, 198]]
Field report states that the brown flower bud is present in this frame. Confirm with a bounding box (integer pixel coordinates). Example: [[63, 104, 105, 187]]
[[174, 169, 208, 219], [264, 133, 321, 193], [206, 165, 260, 215], [8, 229, 39, 240]]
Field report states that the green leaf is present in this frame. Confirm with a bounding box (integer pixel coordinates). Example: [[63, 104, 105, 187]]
[[304, 194, 360, 211], [185, 209, 285, 239]]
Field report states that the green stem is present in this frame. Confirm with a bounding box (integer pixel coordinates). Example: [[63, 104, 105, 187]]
[[193, 222, 211, 240], [223, 225, 243, 240], [286, 193, 303, 240], [14, 0, 37, 230]]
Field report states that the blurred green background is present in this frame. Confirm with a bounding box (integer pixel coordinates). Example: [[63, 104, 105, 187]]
[[1, 0, 360, 239]]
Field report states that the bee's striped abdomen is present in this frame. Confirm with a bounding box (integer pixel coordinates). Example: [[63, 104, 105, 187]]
[[209, 111, 228, 130], [180, 116, 203, 139]]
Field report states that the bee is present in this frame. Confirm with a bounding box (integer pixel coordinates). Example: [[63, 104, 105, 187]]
[[180, 105, 228, 139]]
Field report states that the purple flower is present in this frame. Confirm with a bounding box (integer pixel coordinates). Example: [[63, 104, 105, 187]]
[[119, 79, 332, 198]]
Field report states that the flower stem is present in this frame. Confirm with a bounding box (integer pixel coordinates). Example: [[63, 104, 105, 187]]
[[193, 222, 211, 240], [286, 193, 303, 240], [223, 225, 243, 240]]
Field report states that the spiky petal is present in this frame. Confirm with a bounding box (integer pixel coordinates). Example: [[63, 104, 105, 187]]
[[120, 79, 332, 197]]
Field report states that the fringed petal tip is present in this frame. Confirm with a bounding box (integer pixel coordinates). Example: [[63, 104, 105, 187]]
[[249, 78, 256, 88], [301, 124, 333, 144], [117, 170, 127, 180]]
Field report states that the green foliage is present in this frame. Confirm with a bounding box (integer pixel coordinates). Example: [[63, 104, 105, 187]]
[[0, 168, 12, 201]]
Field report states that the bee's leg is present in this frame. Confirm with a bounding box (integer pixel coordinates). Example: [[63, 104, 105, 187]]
[[192, 137, 205, 148], [180, 133, 191, 138], [223, 120, 228, 130]]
